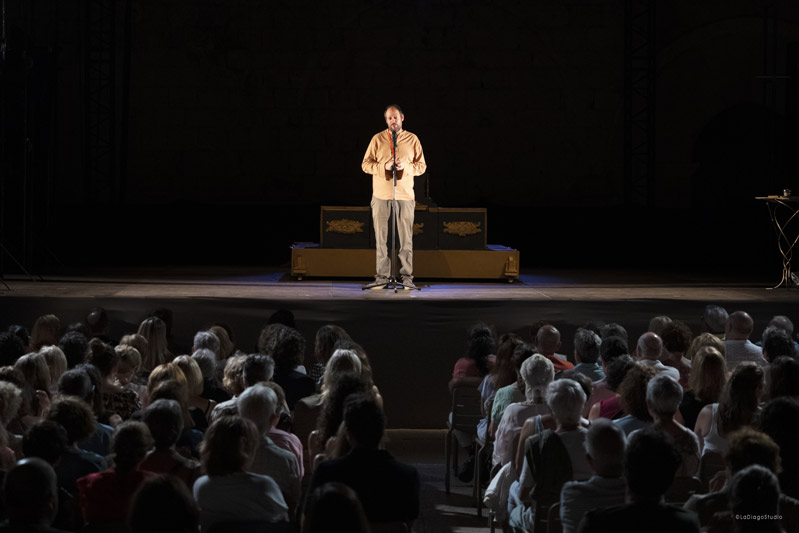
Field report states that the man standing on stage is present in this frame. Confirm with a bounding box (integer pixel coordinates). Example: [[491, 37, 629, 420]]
[[362, 105, 427, 289]]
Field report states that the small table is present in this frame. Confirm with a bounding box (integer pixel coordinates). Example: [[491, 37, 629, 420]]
[[756, 196, 799, 289]]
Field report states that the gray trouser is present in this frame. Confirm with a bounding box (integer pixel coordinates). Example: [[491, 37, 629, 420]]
[[371, 195, 414, 279]]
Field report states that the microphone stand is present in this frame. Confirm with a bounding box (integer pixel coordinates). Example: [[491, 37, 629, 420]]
[[363, 129, 420, 292]]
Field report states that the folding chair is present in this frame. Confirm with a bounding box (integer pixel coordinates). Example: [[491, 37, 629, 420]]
[[445, 387, 482, 494]]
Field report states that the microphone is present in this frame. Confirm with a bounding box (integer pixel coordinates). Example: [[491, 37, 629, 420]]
[[392, 129, 398, 147]]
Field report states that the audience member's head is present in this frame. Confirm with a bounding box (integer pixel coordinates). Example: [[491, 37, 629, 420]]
[[319, 371, 369, 444], [38, 345, 68, 387], [599, 335, 628, 367], [648, 316, 672, 336], [605, 353, 635, 393], [269, 327, 307, 374], [302, 482, 370, 533], [635, 332, 662, 361], [343, 393, 385, 449], [624, 427, 682, 501], [221, 355, 248, 396], [762, 326, 797, 363], [192, 331, 220, 358], [147, 362, 188, 398], [521, 354, 555, 402], [115, 344, 142, 386], [546, 378, 586, 426], [129, 474, 200, 533], [119, 334, 149, 365], [47, 396, 96, 445], [767, 315, 795, 337], [536, 325, 561, 355], [15, 351, 51, 394], [29, 314, 62, 352], [238, 383, 279, 436], [7, 325, 30, 348], [724, 427, 781, 476], [730, 465, 782, 533], [0, 381, 22, 426], [646, 374, 683, 420], [3, 458, 59, 526], [86, 338, 118, 379], [57, 368, 93, 402], [0, 331, 26, 367], [584, 418, 626, 478], [314, 325, 351, 367], [112, 421, 153, 473], [172, 355, 204, 398], [618, 364, 657, 421], [702, 305, 729, 335], [574, 328, 601, 365], [718, 362, 763, 435], [142, 399, 184, 451], [510, 343, 536, 387], [58, 330, 89, 368], [558, 370, 593, 401], [688, 346, 728, 404], [243, 354, 275, 387], [201, 416, 260, 476], [191, 348, 217, 383], [74, 363, 105, 418], [137, 317, 170, 372], [660, 321, 692, 355], [726, 311, 754, 341], [600, 323, 628, 343], [686, 332, 726, 361], [209, 325, 236, 360], [22, 420, 68, 464], [767, 356, 799, 400], [85, 307, 110, 339], [759, 397, 799, 479]]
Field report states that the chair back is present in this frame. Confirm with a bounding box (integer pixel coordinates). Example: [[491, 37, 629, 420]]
[[547, 502, 562, 533], [449, 387, 482, 435]]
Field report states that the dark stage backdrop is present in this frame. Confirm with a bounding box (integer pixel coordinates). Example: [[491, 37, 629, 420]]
[[2, 1, 799, 272]]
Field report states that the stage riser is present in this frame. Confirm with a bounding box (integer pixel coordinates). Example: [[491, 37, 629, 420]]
[[291, 246, 520, 280]]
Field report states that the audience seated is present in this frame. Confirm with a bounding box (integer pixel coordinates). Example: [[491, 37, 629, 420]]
[[536, 325, 574, 372], [58, 330, 88, 369], [57, 368, 113, 457], [47, 396, 108, 496], [140, 399, 202, 489], [765, 356, 799, 401], [193, 348, 230, 403], [613, 364, 657, 435], [448, 322, 496, 392], [174, 354, 217, 431], [489, 341, 530, 437], [724, 311, 767, 369], [192, 330, 221, 360], [210, 353, 275, 422], [194, 415, 288, 531], [695, 362, 763, 456], [631, 374, 699, 477], [260, 326, 315, 410], [209, 324, 238, 361], [578, 427, 700, 532], [684, 427, 799, 531], [761, 325, 798, 363], [263, 381, 304, 478], [701, 305, 729, 340], [76, 421, 156, 525], [759, 396, 799, 500], [583, 335, 628, 416], [0, 382, 20, 469], [309, 393, 419, 526], [509, 378, 590, 532], [588, 354, 635, 421], [29, 314, 62, 352], [129, 474, 200, 533], [310, 325, 352, 388], [0, 332, 25, 368], [87, 338, 141, 422], [729, 465, 784, 533], [572, 328, 604, 382], [477, 333, 523, 441], [660, 321, 692, 388], [635, 332, 680, 382], [310, 370, 370, 464], [302, 482, 370, 533], [1, 458, 62, 532], [137, 317, 173, 377], [493, 353, 553, 468], [115, 343, 147, 400], [559, 419, 627, 533], [85, 307, 115, 346], [679, 346, 727, 432], [238, 384, 301, 518]]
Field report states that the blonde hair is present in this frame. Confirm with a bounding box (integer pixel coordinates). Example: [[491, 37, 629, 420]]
[[147, 363, 188, 397], [14, 352, 51, 393], [0, 381, 22, 425], [39, 345, 67, 386], [137, 318, 172, 372], [209, 326, 235, 360], [115, 344, 142, 374], [29, 314, 61, 351], [222, 355, 248, 396], [173, 355, 204, 397], [119, 334, 148, 365], [688, 346, 728, 404], [686, 332, 725, 361]]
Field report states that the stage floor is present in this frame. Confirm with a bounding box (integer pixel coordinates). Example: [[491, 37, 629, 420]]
[[2, 266, 798, 429]]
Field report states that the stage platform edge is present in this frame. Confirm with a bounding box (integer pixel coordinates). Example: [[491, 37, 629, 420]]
[[290, 243, 520, 281]]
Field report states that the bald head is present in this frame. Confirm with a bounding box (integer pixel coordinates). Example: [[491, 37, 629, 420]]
[[4, 457, 58, 525], [636, 332, 663, 361], [536, 325, 561, 355], [727, 311, 754, 340], [584, 418, 626, 477]]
